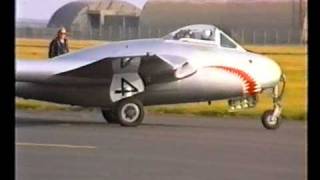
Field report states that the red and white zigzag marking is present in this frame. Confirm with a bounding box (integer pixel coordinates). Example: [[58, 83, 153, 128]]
[[214, 66, 261, 96]]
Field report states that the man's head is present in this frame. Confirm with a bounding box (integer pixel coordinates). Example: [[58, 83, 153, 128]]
[[57, 27, 67, 39], [201, 29, 212, 40]]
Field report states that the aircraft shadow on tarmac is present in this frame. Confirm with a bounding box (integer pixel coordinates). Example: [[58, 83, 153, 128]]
[[15, 116, 260, 131], [16, 117, 107, 128]]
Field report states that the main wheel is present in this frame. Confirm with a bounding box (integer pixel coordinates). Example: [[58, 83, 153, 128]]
[[115, 98, 144, 127], [101, 109, 119, 124], [261, 110, 281, 130]]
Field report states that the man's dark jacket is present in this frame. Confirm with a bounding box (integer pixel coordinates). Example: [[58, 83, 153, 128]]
[[48, 38, 69, 58]]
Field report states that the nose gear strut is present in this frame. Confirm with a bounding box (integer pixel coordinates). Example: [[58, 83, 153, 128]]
[[261, 74, 286, 129]]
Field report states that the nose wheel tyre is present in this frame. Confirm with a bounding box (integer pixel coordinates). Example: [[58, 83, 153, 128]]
[[115, 98, 144, 127], [261, 74, 285, 130], [101, 109, 119, 124], [261, 110, 281, 130]]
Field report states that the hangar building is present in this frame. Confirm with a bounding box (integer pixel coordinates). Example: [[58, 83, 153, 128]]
[[47, 0, 141, 39], [140, 0, 307, 43]]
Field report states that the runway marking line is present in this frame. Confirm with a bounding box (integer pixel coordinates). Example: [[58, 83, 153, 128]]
[[16, 142, 97, 149]]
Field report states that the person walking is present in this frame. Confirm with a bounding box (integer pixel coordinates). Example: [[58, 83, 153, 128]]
[[48, 27, 70, 58]]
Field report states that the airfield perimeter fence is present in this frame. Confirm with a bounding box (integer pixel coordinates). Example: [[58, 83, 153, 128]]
[[16, 26, 304, 45]]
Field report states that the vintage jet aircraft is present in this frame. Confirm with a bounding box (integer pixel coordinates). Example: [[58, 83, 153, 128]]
[[16, 24, 286, 129]]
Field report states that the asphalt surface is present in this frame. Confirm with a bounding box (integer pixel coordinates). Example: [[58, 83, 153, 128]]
[[15, 109, 306, 180]]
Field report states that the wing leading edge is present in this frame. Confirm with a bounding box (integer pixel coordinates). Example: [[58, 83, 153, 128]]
[[15, 54, 196, 85]]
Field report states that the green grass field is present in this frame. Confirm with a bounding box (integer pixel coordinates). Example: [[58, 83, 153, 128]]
[[15, 38, 307, 120]]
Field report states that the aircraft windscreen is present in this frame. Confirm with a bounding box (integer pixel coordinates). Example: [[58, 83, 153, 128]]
[[220, 33, 237, 48]]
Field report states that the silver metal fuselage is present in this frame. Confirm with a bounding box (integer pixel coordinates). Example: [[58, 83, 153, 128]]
[[16, 38, 282, 108]]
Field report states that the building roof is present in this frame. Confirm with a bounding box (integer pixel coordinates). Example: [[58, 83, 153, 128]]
[[140, 0, 303, 30], [47, 1, 90, 28], [87, 0, 141, 16], [48, 0, 141, 28]]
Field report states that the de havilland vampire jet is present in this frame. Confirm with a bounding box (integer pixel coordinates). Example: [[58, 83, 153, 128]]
[[16, 24, 286, 129]]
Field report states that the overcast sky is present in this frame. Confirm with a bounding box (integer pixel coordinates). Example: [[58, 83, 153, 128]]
[[16, 0, 149, 21]]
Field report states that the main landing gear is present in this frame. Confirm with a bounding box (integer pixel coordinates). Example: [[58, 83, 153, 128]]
[[261, 74, 286, 130], [101, 98, 144, 127]]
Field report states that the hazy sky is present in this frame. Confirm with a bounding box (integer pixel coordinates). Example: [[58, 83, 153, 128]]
[[16, 0, 149, 21]]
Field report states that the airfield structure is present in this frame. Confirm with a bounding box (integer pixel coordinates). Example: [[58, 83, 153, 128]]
[[16, 0, 307, 44], [47, 0, 141, 40], [140, 0, 306, 44]]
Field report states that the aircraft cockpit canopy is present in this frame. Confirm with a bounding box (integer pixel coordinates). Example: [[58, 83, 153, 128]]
[[164, 24, 216, 41], [172, 28, 216, 41], [164, 24, 245, 52]]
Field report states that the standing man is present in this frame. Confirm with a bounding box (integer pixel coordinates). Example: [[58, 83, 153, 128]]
[[48, 27, 70, 58]]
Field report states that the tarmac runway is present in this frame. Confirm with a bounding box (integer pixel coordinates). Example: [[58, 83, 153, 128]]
[[15, 109, 306, 180]]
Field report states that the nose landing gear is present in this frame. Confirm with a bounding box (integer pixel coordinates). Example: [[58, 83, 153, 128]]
[[261, 74, 286, 130]]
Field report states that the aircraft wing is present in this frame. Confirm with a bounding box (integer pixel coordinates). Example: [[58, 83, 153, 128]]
[[16, 54, 196, 85], [16, 54, 197, 102]]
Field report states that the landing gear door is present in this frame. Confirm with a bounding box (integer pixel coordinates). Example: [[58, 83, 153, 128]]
[[110, 57, 145, 102]]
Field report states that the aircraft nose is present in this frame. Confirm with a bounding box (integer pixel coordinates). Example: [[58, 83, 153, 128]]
[[255, 56, 282, 89]]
